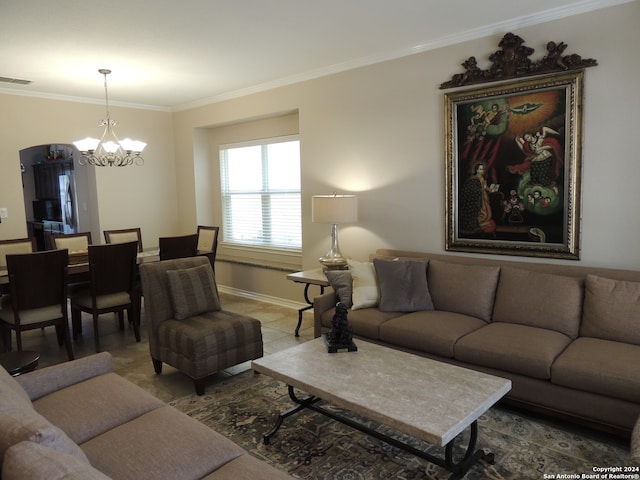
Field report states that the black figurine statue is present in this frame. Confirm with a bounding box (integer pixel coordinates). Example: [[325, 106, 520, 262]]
[[323, 302, 357, 353]]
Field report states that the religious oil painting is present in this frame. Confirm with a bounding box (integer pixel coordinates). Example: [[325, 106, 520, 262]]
[[445, 71, 583, 259]]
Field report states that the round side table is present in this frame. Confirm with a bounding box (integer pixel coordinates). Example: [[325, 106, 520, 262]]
[[0, 351, 40, 376]]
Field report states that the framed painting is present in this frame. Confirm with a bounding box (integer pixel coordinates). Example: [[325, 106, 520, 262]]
[[445, 71, 584, 259]]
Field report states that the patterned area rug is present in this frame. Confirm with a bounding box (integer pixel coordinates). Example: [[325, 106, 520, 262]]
[[169, 370, 633, 479]]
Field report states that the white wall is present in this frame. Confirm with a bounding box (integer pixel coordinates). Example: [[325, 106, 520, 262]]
[[172, 2, 640, 301]]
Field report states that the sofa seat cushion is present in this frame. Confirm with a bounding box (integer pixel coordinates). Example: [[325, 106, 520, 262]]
[[31, 372, 165, 445], [157, 310, 263, 377], [492, 267, 583, 339], [81, 405, 246, 480], [454, 322, 572, 379], [321, 307, 402, 340], [2, 441, 110, 480], [427, 260, 500, 322], [551, 337, 640, 404], [379, 311, 485, 358]]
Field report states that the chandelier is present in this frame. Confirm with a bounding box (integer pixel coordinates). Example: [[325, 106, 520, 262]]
[[73, 69, 146, 167]]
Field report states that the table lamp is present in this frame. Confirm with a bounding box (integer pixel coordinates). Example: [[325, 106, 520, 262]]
[[312, 194, 358, 270]]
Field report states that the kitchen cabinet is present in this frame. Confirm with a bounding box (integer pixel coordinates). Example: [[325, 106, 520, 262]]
[[33, 160, 73, 199]]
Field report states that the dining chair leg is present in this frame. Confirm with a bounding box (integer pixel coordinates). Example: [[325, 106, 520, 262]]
[[93, 313, 101, 353], [71, 307, 82, 340], [63, 323, 74, 361], [129, 306, 141, 342], [1, 324, 11, 352]]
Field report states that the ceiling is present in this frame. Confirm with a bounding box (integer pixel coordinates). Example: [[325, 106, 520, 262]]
[[0, 0, 626, 111]]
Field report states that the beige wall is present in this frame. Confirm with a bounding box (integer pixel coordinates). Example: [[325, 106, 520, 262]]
[[1, 2, 639, 305]]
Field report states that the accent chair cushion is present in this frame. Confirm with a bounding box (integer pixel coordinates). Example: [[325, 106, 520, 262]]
[[427, 259, 500, 322], [166, 264, 221, 320], [347, 259, 379, 310], [373, 258, 433, 312], [324, 270, 353, 308], [492, 267, 583, 338], [2, 441, 109, 480], [580, 274, 640, 345]]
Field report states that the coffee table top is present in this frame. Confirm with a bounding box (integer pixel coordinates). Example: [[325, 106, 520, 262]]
[[252, 338, 511, 446]]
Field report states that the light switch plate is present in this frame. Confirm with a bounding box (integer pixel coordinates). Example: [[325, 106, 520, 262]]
[[0, 208, 7, 219]]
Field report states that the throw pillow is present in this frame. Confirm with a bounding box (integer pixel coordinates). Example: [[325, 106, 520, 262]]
[[324, 270, 353, 308], [373, 258, 433, 312], [580, 274, 640, 345], [347, 259, 379, 310], [2, 441, 110, 480], [166, 264, 221, 320]]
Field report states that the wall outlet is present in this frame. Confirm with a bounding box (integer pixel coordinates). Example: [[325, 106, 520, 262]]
[[0, 208, 7, 219]]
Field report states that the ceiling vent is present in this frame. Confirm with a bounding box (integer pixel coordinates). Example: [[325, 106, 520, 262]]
[[0, 76, 32, 85]]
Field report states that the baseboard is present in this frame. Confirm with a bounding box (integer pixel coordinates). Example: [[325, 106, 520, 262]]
[[217, 285, 306, 311]]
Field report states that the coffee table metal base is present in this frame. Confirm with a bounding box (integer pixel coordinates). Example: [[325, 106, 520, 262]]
[[263, 385, 494, 480]]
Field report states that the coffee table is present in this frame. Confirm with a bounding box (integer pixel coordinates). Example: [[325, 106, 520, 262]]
[[251, 338, 511, 479]]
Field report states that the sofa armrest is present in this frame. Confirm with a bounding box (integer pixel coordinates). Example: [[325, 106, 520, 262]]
[[632, 416, 640, 463], [313, 290, 338, 338], [15, 352, 113, 401]]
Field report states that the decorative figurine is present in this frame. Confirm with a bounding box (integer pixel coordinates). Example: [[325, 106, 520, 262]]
[[323, 302, 357, 353]]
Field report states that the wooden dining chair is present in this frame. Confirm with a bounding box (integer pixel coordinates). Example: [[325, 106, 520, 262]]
[[196, 225, 219, 270], [103, 228, 143, 253], [49, 231, 92, 253], [158, 234, 199, 261], [0, 238, 36, 271], [0, 249, 74, 360], [70, 241, 140, 352]]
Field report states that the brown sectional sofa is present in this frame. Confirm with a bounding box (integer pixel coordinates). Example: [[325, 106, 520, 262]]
[[314, 249, 640, 438], [0, 352, 293, 480]]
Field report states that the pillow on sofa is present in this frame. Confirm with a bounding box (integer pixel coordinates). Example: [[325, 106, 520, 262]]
[[347, 259, 379, 310], [373, 258, 433, 312], [324, 270, 353, 308], [580, 274, 640, 345], [2, 441, 109, 480], [0, 407, 89, 466], [166, 263, 221, 320], [427, 259, 500, 322], [493, 267, 583, 339]]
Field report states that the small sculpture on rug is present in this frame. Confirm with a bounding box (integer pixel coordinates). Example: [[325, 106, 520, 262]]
[[324, 302, 357, 353]]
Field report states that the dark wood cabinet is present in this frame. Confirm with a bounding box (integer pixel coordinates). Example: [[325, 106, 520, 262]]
[[32, 160, 73, 199]]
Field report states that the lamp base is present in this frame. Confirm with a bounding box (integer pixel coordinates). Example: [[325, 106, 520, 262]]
[[318, 256, 349, 271]]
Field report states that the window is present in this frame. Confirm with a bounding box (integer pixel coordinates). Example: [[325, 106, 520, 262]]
[[220, 136, 301, 252]]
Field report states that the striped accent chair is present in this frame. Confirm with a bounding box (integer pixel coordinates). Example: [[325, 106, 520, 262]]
[[139, 256, 263, 395]]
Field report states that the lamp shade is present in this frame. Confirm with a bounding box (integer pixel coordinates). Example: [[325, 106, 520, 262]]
[[312, 195, 358, 224]]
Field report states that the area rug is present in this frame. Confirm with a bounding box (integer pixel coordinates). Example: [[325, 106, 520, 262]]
[[169, 370, 632, 479]]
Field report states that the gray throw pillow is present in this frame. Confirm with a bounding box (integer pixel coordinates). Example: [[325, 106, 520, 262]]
[[166, 264, 221, 320], [324, 270, 353, 308], [373, 258, 433, 312]]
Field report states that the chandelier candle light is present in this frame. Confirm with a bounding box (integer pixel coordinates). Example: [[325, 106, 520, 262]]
[[73, 69, 146, 167], [312, 194, 358, 270]]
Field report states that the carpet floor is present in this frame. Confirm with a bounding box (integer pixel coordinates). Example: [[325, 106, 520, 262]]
[[169, 369, 633, 480]]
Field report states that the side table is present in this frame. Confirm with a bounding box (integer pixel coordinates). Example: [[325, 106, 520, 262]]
[[0, 350, 40, 376], [287, 269, 330, 336]]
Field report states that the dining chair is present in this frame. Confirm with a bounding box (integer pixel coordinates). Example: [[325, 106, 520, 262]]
[[0, 249, 74, 360], [49, 231, 92, 253], [196, 225, 219, 270], [103, 227, 143, 253], [0, 238, 36, 271], [158, 233, 199, 261], [70, 241, 140, 352]]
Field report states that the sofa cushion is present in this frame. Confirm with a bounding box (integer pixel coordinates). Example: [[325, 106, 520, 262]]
[[324, 270, 353, 308], [492, 267, 583, 339], [427, 259, 500, 322], [32, 372, 165, 445], [166, 263, 221, 320], [347, 259, 379, 310], [551, 337, 640, 404], [320, 307, 401, 340], [373, 258, 433, 312], [2, 441, 110, 480], [81, 406, 246, 480], [0, 408, 89, 465], [379, 310, 485, 358], [0, 365, 32, 409], [580, 274, 640, 345], [454, 322, 573, 379]]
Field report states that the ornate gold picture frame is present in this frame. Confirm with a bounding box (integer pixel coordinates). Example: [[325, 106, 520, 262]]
[[445, 71, 583, 259]]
